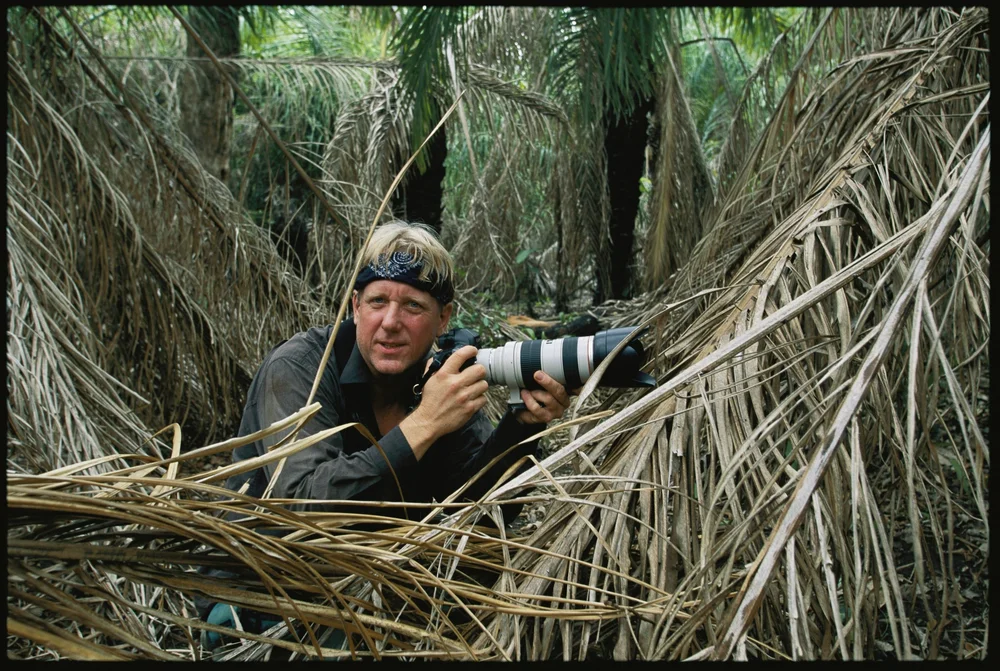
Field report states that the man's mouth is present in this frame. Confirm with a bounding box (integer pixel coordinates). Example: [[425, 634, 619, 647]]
[[376, 342, 406, 352]]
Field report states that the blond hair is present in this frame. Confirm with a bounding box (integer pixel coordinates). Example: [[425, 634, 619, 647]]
[[359, 221, 455, 288]]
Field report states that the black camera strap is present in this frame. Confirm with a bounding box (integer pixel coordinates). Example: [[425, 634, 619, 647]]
[[412, 353, 446, 403]]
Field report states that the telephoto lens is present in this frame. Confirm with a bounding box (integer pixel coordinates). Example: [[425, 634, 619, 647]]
[[475, 327, 656, 408]]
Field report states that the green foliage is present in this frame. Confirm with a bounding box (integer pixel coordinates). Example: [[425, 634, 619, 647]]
[[449, 294, 507, 347], [676, 8, 807, 171], [229, 7, 386, 220], [65, 6, 184, 56], [681, 39, 746, 166], [703, 7, 801, 61], [240, 7, 384, 60], [389, 6, 473, 169], [546, 8, 674, 124]]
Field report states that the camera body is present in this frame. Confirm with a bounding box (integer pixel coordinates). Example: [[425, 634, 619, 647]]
[[430, 326, 656, 410], [430, 327, 481, 372]]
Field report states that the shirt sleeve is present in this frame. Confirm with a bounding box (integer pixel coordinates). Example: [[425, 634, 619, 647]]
[[252, 355, 420, 509]]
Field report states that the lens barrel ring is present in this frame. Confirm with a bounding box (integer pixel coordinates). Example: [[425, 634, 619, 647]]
[[520, 340, 543, 389], [562, 337, 582, 389]]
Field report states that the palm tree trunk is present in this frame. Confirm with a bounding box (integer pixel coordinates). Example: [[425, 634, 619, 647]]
[[180, 7, 240, 187], [597, 96, 656, 302], [553, 164, 569, 312], [398, 120, 447, 234]]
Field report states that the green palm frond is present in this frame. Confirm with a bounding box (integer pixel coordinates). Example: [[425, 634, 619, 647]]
[[390, 7, 473, 155], [240, 7, 379, 60], [73, 5, 183, 56], [547, 8, 674, 124], [704, 7, 802, 60]]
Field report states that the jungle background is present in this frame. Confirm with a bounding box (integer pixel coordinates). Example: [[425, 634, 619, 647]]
[[6, 5, 989, 661]]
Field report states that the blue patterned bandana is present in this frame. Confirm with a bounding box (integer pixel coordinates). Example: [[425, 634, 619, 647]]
[[354, 251, 454, 305]]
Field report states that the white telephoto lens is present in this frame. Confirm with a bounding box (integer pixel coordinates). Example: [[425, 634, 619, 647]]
[[501, 341, 519, 388], [576, 335, 594, 385], [539, 340, 566, 386], [476, 348, 495, 383]]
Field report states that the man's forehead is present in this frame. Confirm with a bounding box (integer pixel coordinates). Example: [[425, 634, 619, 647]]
[[359, 279, 434, 301]]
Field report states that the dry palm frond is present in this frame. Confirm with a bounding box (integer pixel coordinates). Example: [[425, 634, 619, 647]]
[[89, 43, 393, 316], [104, 55, 387, 153], [319, 37, 570, 302], [462, 64, 569, 134], [547, 129, 595, 308], [509, 5, 987, 660], [317, 7, 575, 303], [7, 11, 312, 467], [7, 163, 157, 474], [321, 67, 412, 234], [8, 419, 653, 661], [439, 7, 586, 303], [8, 5, 988, 663], [642, 40, 715, 291], [443, 97, 563, 301], [710, 7, 827, 204]]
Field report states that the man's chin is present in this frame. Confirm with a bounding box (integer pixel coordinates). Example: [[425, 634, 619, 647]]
[[372, 362, 406, 377], [371, 357, 421, 379]]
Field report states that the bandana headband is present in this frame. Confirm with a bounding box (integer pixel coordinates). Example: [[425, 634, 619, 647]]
[[354, 251, 454, 305]]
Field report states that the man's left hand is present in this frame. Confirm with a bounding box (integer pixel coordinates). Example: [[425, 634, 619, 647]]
[[515, 370, 573, 425]]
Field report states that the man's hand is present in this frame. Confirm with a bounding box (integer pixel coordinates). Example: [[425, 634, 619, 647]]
[[515, 370, 573, 425], [400, 345, 487, 459]]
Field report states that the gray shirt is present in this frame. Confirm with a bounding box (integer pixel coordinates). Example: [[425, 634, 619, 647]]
[[224, 321, 540, 519]]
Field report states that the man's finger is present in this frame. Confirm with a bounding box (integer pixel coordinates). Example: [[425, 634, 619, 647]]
[[530, 389, 562, 418], [441, 345, 479, 373], [520, 389, 545, 416], [533, 371, 570, 406], [461, 364, 488, 384]]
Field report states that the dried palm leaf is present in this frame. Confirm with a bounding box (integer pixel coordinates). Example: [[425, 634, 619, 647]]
[[8, 5, 988, 663]]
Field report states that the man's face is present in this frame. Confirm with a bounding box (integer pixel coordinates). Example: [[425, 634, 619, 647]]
[[352, 280, 453, 380]]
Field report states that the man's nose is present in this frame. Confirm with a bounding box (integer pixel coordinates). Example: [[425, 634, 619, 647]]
[[381, 303, 403, 330]]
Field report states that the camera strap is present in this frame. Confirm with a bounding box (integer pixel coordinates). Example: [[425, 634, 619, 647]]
[[411, 353, 446, 403]]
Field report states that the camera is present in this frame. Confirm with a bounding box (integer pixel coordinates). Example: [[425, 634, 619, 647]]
[[428, 326, 656, 409]]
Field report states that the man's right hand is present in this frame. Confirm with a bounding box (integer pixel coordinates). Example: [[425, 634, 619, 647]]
[[400, 345, 488, 460]]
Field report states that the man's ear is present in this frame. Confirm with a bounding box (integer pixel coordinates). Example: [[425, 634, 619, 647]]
[[351, 290, 360, 314], [438, 302, 454, 335]]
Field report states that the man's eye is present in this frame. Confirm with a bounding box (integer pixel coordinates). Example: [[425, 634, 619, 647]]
[[408, 301, 423, 309]]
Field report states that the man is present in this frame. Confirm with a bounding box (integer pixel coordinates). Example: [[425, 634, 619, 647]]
[[223, 220, 572, 517], [199, 222, 572, 652]]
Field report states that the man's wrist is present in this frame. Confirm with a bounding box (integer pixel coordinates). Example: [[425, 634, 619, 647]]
[[398, 412, 438, 460]]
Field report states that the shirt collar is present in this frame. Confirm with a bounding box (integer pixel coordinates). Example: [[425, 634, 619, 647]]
[[340, 343, 373, 386]]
